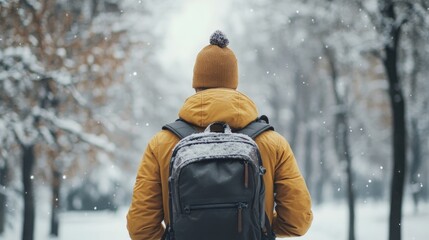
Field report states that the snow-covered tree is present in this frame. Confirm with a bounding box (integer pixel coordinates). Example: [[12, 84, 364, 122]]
[[349, 0, 429, 238], [0, 0, 131, 238], [229, 1, 428, 239], [1, 0, 180, 239]]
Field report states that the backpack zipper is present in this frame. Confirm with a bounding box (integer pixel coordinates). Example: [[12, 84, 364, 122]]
[[237, 202, 248, 233], [244, 160, 249, 188], [183, 202, 248, 233]]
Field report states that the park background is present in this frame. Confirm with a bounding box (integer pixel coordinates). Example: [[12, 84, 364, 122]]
[[0, 0, 428, 239]]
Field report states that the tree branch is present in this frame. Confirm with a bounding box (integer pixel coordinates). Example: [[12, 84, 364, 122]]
[[19, 0, 37, 15], [353, 0, 380, 28], [32, 107, 116, 153]]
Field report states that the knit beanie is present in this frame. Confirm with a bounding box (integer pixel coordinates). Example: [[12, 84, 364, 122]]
[[192, 30, 238, 90]]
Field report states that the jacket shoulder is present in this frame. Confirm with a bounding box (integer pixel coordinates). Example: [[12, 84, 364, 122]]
[[255, 130, 291, 151], [147, 129, 180, 151]]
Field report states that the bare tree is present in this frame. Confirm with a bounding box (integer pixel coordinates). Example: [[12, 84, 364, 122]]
[[353, 0, 429, 238], [325, 47, 356, 240]]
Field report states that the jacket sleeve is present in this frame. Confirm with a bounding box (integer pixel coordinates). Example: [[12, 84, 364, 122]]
[[272, 136, 313, 237], [127, 136, 164, 240]]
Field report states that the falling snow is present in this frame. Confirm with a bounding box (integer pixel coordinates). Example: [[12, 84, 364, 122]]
[[1, 0, 428, 239]]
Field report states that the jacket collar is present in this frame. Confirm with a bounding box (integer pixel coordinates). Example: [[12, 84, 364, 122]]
[[178, 88, 258, 129]]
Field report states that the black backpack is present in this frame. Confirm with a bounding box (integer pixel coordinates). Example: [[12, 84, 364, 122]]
[[162, 116, 276, 240]]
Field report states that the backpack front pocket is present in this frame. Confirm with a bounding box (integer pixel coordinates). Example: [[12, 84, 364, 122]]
[[175, 202, 248, 240]]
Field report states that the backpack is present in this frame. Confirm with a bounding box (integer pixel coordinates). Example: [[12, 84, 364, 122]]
[[162, 116, 276, 240]]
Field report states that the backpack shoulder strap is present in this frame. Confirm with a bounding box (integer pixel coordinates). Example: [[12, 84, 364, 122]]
[[235, 115, 274, 139], [163, 115, 274, 140], [162, 119, 199, 139]]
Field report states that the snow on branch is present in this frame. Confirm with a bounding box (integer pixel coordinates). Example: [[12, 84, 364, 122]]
[[13, 121, 38, 147], [66, 85, 88, 107], [32, 107, 116, 152], [412, 2, 429, 27], [0, 118, 6, 141], [1, 47, 45, 75], [19, 0, 37, 13]]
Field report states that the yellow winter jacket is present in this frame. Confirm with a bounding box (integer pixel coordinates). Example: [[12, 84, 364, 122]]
[[127, 88, 313, 239]]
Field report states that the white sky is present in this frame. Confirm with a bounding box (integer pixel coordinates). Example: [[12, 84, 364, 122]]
[[159, 0, 232, 80]]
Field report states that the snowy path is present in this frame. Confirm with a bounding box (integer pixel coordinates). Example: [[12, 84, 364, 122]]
[[3, 201, 428, 239], [291, 201, 428, 240]]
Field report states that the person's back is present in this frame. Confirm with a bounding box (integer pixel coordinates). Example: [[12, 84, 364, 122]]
[[127, 31, 313, 240]]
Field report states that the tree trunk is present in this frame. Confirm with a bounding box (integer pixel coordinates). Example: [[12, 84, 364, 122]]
[[315, 132, 327, 205], [50, 169, 61, 236], [0, 162, 7, 234], [410, 119, 421, 213], [268, 81, 283, 135], [381, 2, 406, 240], [385, 55, 406, 240], [343, 116, 355, 240], [336, 115, 356, 240], [315, 84, 327, 205], [325, 46, 355, 240], [304, 128, 313, 193], [289, 72, 303, 149], [22, 144, 35, 240], [409, 24, 422, 214]]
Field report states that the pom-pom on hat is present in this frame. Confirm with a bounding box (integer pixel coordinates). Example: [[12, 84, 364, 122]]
[[192, 30, 238, 90]]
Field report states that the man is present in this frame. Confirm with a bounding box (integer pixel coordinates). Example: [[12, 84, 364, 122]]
[[127, 30, 313, 239]]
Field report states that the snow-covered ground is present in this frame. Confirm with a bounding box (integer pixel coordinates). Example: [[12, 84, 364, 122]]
[[2, 200, 428, 239], [294, 201, 428, 240]]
